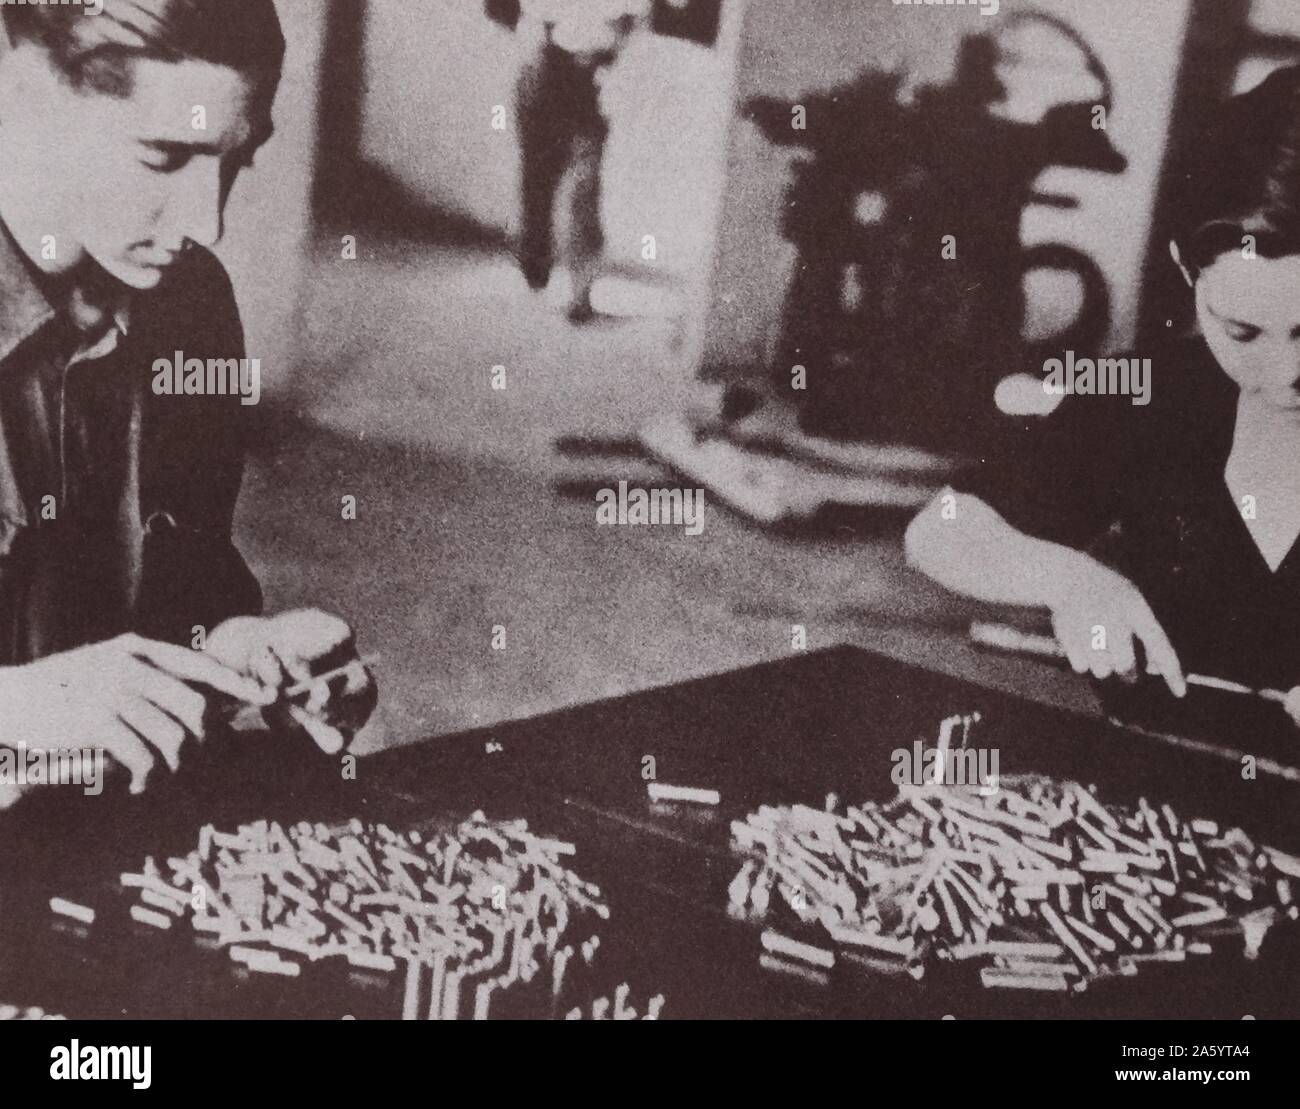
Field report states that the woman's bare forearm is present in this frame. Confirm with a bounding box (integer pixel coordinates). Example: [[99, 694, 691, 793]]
[[904, 489, 1095, 608]]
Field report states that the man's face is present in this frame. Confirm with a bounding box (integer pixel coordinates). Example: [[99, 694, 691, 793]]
[[11, 54, 266, 289]]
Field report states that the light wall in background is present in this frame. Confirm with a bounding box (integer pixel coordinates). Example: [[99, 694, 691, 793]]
[[217, 0, 328, 396], [359, 0, 739, 285], [360, 2, 516, 233], [1251, 0, 1300, 36], [702, 0, 1192, 376], [1022, 0, 1190, 351], [1238, 0, 1300, 92]]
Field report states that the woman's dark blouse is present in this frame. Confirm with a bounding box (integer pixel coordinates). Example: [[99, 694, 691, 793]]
[[953, 337, 1300, 708]]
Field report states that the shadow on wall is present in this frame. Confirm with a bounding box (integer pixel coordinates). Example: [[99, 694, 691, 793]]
[[703, 0, 1193, 392], [738, 19, 1128, 448]]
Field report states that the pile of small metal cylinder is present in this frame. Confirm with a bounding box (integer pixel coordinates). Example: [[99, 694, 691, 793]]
[[0, 1004, 65, 1020], [80, 812, 662, 1019], [730, 775, 1300, 992]]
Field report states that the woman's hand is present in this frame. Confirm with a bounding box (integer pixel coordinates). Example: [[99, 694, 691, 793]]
[[1047, 559, 1187, 697], [0, 635, 274, 796], [207, 611, 377, 754]]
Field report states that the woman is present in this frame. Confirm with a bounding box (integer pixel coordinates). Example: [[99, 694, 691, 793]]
[[0, 0, 374, 805], [907, 65, 1300, 737]]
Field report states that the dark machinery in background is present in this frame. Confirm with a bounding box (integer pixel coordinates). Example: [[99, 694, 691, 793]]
[[745, 11, 1127, 453]]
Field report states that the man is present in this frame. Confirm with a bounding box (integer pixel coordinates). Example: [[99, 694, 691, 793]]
[[0, 0, 375, 807], [513, 0, 649, 321]]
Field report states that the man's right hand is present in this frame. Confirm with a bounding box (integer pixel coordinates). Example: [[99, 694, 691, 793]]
[[0, 634, 274, 796]]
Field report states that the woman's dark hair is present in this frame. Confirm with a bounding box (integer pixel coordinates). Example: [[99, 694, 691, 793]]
[[2, 0, 284, 112], [1170, 65, 1300, 271]]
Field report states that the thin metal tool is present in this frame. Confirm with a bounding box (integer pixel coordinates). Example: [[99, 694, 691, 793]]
[[1183, 673, 1288, 704], [970, 622, 1290, 704], [280, 653, 380, 702]]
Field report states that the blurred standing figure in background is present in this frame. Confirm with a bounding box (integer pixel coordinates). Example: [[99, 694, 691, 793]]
[[513, 0, 649, 322]]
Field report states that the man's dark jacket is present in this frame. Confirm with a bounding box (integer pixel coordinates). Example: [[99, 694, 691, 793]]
[[0, 232, 262, 667]]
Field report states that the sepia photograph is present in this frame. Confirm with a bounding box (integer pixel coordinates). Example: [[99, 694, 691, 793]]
[[0, 0, 1295, 1081]]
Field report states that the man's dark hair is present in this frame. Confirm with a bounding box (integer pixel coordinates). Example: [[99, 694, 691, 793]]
[[2, 0, 284, 117], [1171, 65, 1300, 271]]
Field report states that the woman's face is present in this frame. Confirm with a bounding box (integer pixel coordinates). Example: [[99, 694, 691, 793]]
[[1193, 249, 1300, 417]]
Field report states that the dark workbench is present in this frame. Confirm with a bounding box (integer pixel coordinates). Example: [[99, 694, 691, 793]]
[[2, 646, 1297, 1019]]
